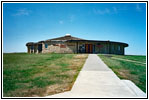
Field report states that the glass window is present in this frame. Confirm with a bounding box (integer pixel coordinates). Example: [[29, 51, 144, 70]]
[[45, 43, 48, 48], [118, 46, 120, 51], [112, 45, 114, 51]]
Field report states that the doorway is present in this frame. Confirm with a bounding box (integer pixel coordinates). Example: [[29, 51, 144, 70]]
[[85, 44, 93, 53], [38, 44, 42, 53]]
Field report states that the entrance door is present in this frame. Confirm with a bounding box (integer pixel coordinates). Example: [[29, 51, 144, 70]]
[[38, 44, 42, 53], [85, 44, 93, 53]]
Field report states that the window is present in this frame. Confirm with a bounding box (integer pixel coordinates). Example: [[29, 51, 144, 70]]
[[97, 43, 100, 45], [45, 43, 48, 48], [118, 46, 120, 51], [112, 45, 114, 51]]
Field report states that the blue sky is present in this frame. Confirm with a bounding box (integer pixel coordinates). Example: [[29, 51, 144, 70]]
[[3, 3, 146, 55]]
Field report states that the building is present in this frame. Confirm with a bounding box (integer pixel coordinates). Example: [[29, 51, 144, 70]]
[[26, 34, 128, 55]]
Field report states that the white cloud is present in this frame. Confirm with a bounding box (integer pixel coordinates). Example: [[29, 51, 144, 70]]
[[93, 8, 110, 15], [69, 15, 75, 22], [12, 8, 31, 16], [113, 7, 118, 13], [93, 7, 119, 15], [136, 4, 142, 12], [59, 20, 64, 24], [93, 4, 143, 15]]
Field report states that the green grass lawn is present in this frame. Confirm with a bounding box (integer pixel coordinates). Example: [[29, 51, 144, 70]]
[[110, 55, 146, 63], [98, 54, 146, 93], [3, 53, 88, 97]]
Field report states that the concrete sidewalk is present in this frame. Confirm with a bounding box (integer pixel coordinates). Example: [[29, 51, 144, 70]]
[[46, 54, 146, 98]]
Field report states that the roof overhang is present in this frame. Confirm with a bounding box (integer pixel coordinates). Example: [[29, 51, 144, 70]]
[[67, 40, 128, 47], [45, 40, 67, 42]]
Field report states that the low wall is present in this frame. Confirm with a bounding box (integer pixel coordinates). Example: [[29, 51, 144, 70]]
[[42, 42, 77, 53]]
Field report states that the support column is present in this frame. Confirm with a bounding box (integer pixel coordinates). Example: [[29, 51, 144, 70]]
[[76, 42, 78, 54], [27, 46, 30, 53], [36, 45, 39, 54], [29, 46, 31, 53], [108, 41, 110, 54], [32, 48, 34, 53], [122, 46, 125, 55]]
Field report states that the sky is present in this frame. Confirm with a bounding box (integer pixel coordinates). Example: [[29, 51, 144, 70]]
[[3, 3, 146, 55]]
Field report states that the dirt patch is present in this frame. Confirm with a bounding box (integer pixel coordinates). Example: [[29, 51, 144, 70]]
[[118, 69, 130, 79], [104, 54, 113, 58], [74, 54, 88, 59], [45, 84, 71, 96], [5, 88, 47, 97], [116, 69, 139, 83]]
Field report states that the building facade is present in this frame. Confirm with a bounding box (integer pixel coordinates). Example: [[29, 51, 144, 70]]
[[26, 34, 128, 55]]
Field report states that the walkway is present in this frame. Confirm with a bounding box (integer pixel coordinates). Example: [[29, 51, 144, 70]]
[[46, 54, 146, 98]]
